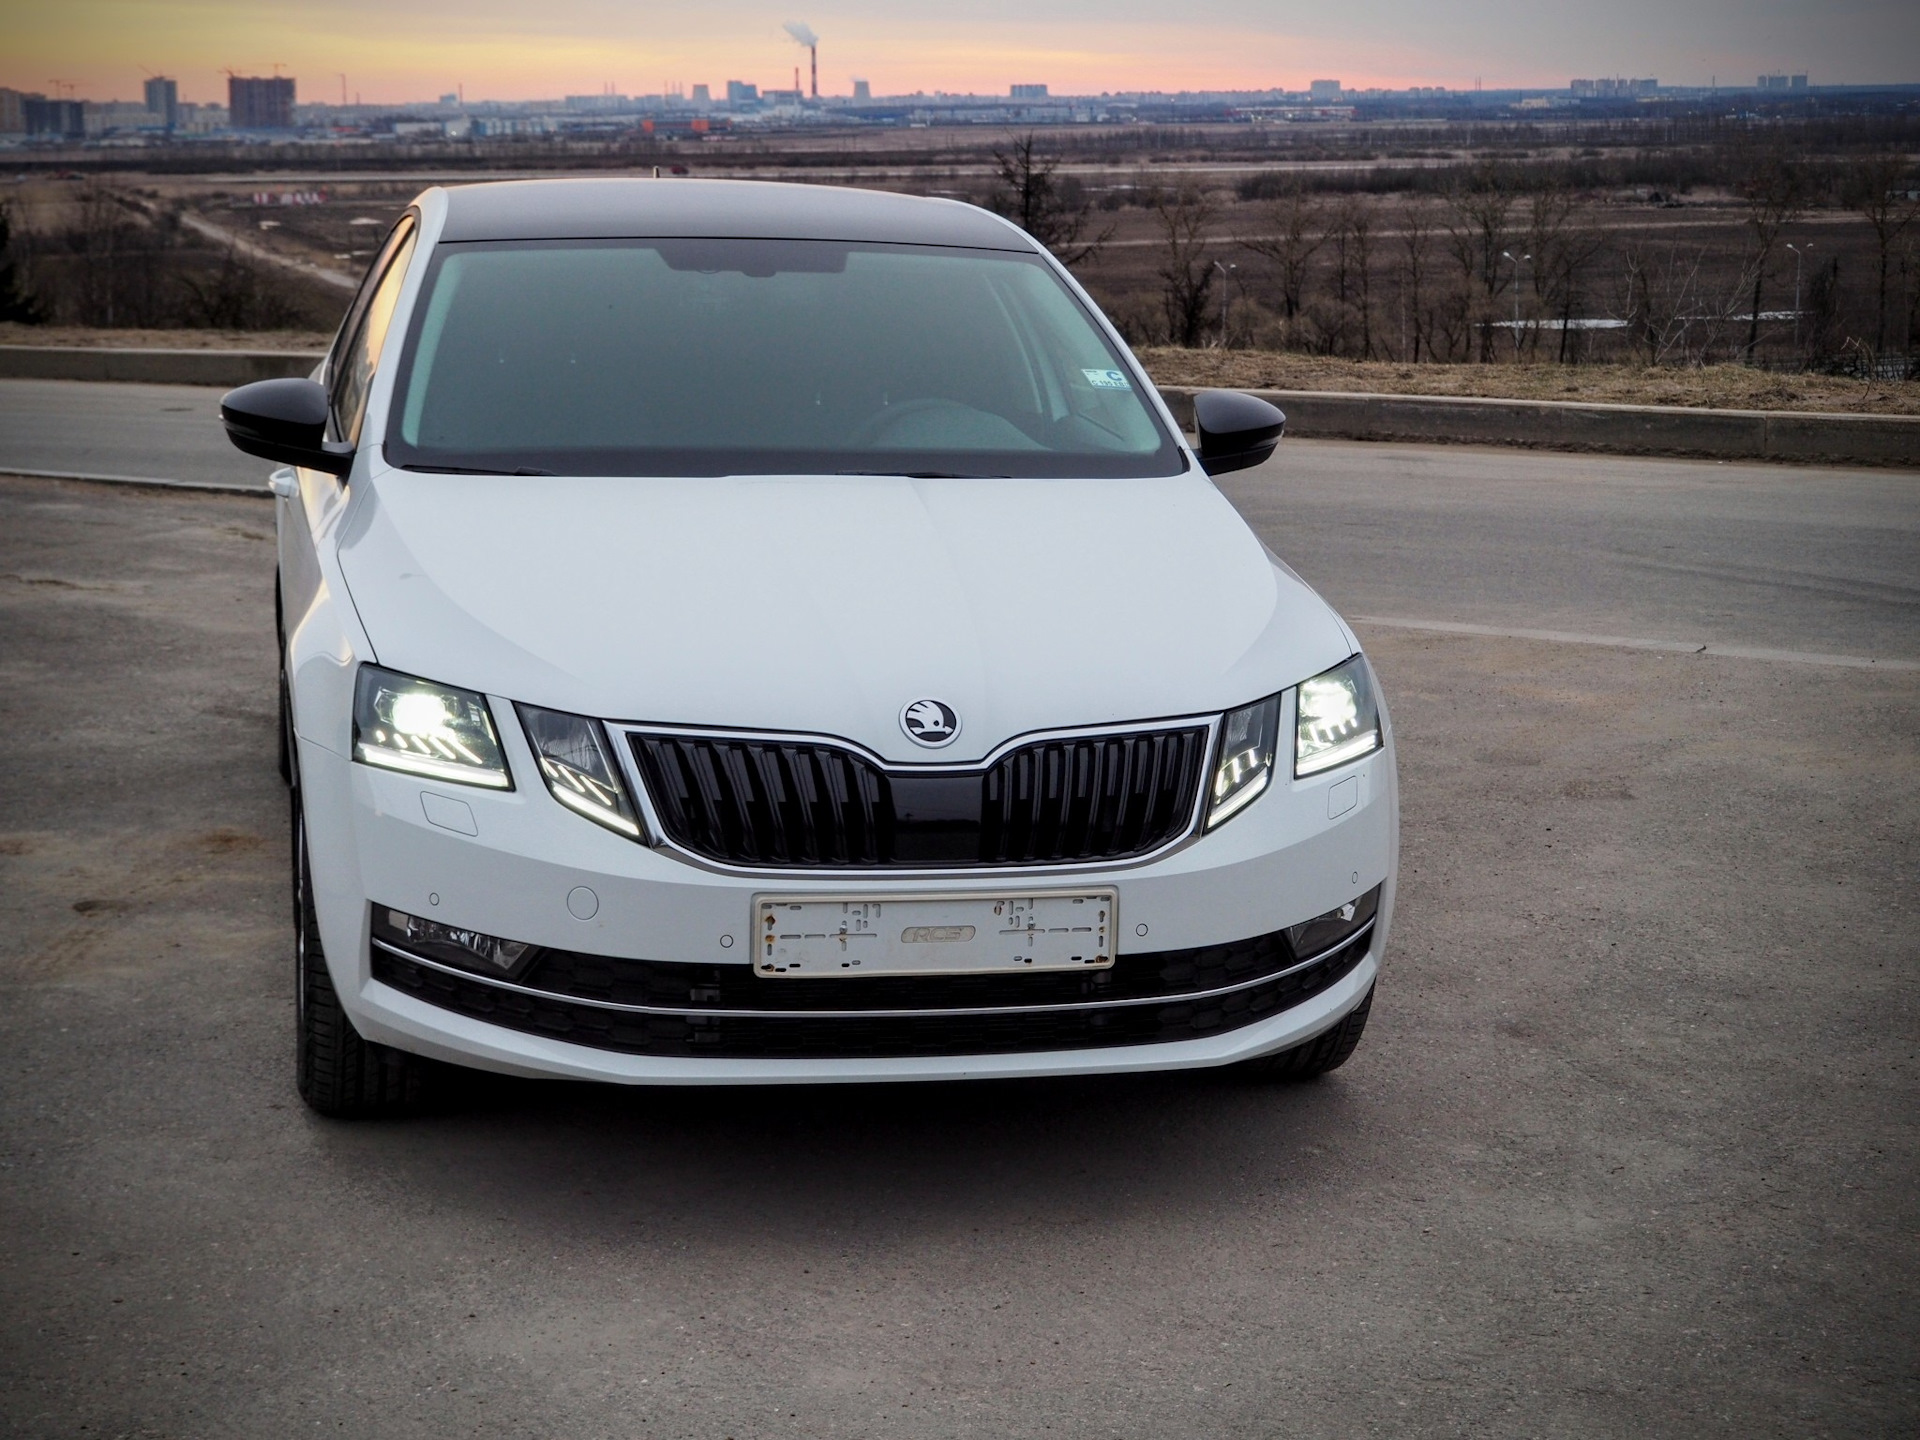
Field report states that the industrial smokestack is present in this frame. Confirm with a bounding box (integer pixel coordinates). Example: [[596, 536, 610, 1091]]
[[782, 21, 819, 99]]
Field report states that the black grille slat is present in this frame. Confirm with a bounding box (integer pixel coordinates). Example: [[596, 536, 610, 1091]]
[[631, 724, 1208, 870]]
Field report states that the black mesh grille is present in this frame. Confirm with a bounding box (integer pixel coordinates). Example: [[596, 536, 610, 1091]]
[[629, 725, 1209, 869], [370, 928, 1369, 1061]]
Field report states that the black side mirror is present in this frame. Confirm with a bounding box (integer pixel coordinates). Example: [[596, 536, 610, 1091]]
[[220, 378, 354, 477], [1194, 390, 1285, 476]]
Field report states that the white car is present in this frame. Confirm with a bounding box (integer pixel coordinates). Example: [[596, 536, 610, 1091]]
[[220, 179, 1398, 1116]]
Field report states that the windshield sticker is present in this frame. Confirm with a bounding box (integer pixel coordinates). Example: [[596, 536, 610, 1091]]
[[1081, 368, 1132, 390]]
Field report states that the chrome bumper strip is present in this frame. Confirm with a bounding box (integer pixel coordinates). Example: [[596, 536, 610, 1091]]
[[371, 920, 1374, 1022]]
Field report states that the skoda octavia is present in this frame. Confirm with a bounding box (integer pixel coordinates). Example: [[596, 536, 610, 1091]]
[[221, 179, 1398, 1116]]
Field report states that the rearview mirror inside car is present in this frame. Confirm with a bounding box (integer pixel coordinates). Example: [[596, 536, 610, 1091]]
[[1194, 390, 1286, 476], [220, 378, 354, 477]]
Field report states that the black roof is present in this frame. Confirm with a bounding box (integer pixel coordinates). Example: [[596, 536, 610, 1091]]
[[436, 178, 1033, 250]]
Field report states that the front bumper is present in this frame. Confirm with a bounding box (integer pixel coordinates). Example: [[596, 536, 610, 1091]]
[[296, 708, 1397, 1084]]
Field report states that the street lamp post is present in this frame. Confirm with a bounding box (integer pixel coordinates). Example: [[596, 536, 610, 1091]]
[[1786, 242, 1812, 358], [1213, 260, 1237, 348], [1501, 250, 1531, 360]]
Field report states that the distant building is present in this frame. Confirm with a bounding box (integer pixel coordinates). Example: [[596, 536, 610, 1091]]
[[1571, 77, 1657, 98], [1309, 79, 1342, 101], [1792, 73, 1808, 89], [24, 96, 86, 138], [1757, 74, 1807, 91], [229, 75, 295, 129], [852, 79, 871, 101], [144, 75, 178, 130], [691, 83, 711, 104], [726, 80, 758, 103], [0, 88, 25, 133], [564, 94, 628, 112], [1010, 83, 1048, 100]]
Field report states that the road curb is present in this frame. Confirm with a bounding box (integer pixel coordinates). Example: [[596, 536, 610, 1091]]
[[0, 346, 322, 387], [1157, 386, 1920, 468], [2, 347, 1912, 466], [0, 467, 268, 497]]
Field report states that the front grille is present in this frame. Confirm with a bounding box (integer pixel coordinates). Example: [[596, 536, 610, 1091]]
[[370, 924, 1370, 1061], [628, 725, 1210, 869]]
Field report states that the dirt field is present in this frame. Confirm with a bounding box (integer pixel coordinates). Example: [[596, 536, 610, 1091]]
[[1138, 349, 1920, 415]]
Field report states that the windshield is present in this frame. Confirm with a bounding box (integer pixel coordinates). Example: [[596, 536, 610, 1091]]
[[384, 238, 1181, 478]]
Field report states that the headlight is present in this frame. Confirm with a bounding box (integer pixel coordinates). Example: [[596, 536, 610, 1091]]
[[517, 704, 643, 839], [1294, 655, 1381, 777], [352, 665, 511, 789], [1207, 694, 1280, 830]]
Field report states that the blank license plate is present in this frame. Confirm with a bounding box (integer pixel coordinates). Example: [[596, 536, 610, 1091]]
[[754, 890, 1116, 978]]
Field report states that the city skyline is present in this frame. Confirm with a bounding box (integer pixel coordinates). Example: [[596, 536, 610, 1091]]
[[5, 0, 1914, 106]]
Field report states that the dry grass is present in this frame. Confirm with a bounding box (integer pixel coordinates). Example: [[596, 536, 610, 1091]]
[[1137, 349, 1920, 416], [0, 324, 334, 352], [3, 325, 1912, 416]]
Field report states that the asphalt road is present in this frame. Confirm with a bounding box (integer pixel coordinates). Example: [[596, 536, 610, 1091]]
[[4, 375, 1917, 664], [1, 429, 1918, 1436], [0, 378, 266, 489]]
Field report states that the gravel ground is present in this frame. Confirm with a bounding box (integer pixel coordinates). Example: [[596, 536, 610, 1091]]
[[0, 472, 1915, 1439]]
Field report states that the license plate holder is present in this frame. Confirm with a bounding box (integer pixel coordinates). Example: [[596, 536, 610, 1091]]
[[754, 890, 1116, 978]]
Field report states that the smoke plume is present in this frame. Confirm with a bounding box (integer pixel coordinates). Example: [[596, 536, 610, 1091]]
[[783, 21, 818, 47]]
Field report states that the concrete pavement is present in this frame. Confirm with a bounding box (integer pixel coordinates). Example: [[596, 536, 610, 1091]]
[[1, 464, 1916, 1437]]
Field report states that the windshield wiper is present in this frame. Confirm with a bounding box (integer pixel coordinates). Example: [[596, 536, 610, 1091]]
[[834, 470, 1010, 479], [402, 464, 556, 476]]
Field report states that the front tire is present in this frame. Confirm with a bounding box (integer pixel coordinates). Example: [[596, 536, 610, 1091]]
[[1235, 985, 1374, 1081], [293, 805, 430, 1118]]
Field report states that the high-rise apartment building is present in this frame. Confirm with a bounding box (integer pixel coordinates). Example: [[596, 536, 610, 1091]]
[[144, 76, 178, 129], [228, 75, 295, 129]]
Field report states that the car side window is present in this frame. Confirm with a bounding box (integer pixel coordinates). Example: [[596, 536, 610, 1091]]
[[330, 217, 418, 447]]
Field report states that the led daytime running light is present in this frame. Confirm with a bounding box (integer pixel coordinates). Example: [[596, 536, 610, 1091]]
[[1206, 695, 1280, 831], [518, 704, 645, 842]]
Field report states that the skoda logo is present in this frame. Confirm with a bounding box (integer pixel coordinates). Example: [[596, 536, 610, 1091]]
[[900, 698, 960, 748]]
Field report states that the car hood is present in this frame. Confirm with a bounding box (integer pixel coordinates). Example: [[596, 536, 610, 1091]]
[[335, 463, 1353, 765]]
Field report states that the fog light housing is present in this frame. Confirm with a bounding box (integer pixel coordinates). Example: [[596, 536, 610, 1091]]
[[1287, 885, 1381, 962], [374, 906, 540, 981]]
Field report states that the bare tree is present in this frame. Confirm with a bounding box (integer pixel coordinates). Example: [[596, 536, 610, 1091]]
[[1397, 201, 1436, 362], [987, 133, 1113, 268], [1526, 185, 1607, 363], [1733, 146, 1808, 359], [1152, 183, 1218, 347], [1841, 153, 1919, 354], [1344, 196, 1378, 359], [1618, 242, 1704, 366], [0, 200, 45, 324], [1444, 166, 1517, 362], [1238, 184, 1322, 344]]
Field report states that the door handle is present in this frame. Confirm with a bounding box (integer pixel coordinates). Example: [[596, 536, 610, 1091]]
[[268, 468, 299, 500]]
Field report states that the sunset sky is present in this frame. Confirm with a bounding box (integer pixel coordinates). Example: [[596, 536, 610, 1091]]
[[6, 0, 1913, 106]]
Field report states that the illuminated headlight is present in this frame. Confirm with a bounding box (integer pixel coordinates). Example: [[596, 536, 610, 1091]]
[[1207, 694, 1280, 830], [352, 665, 511, 789], [517, 704, 643, 840], [375, 906, 538, 979], [1294, 655, 1381, 778]]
